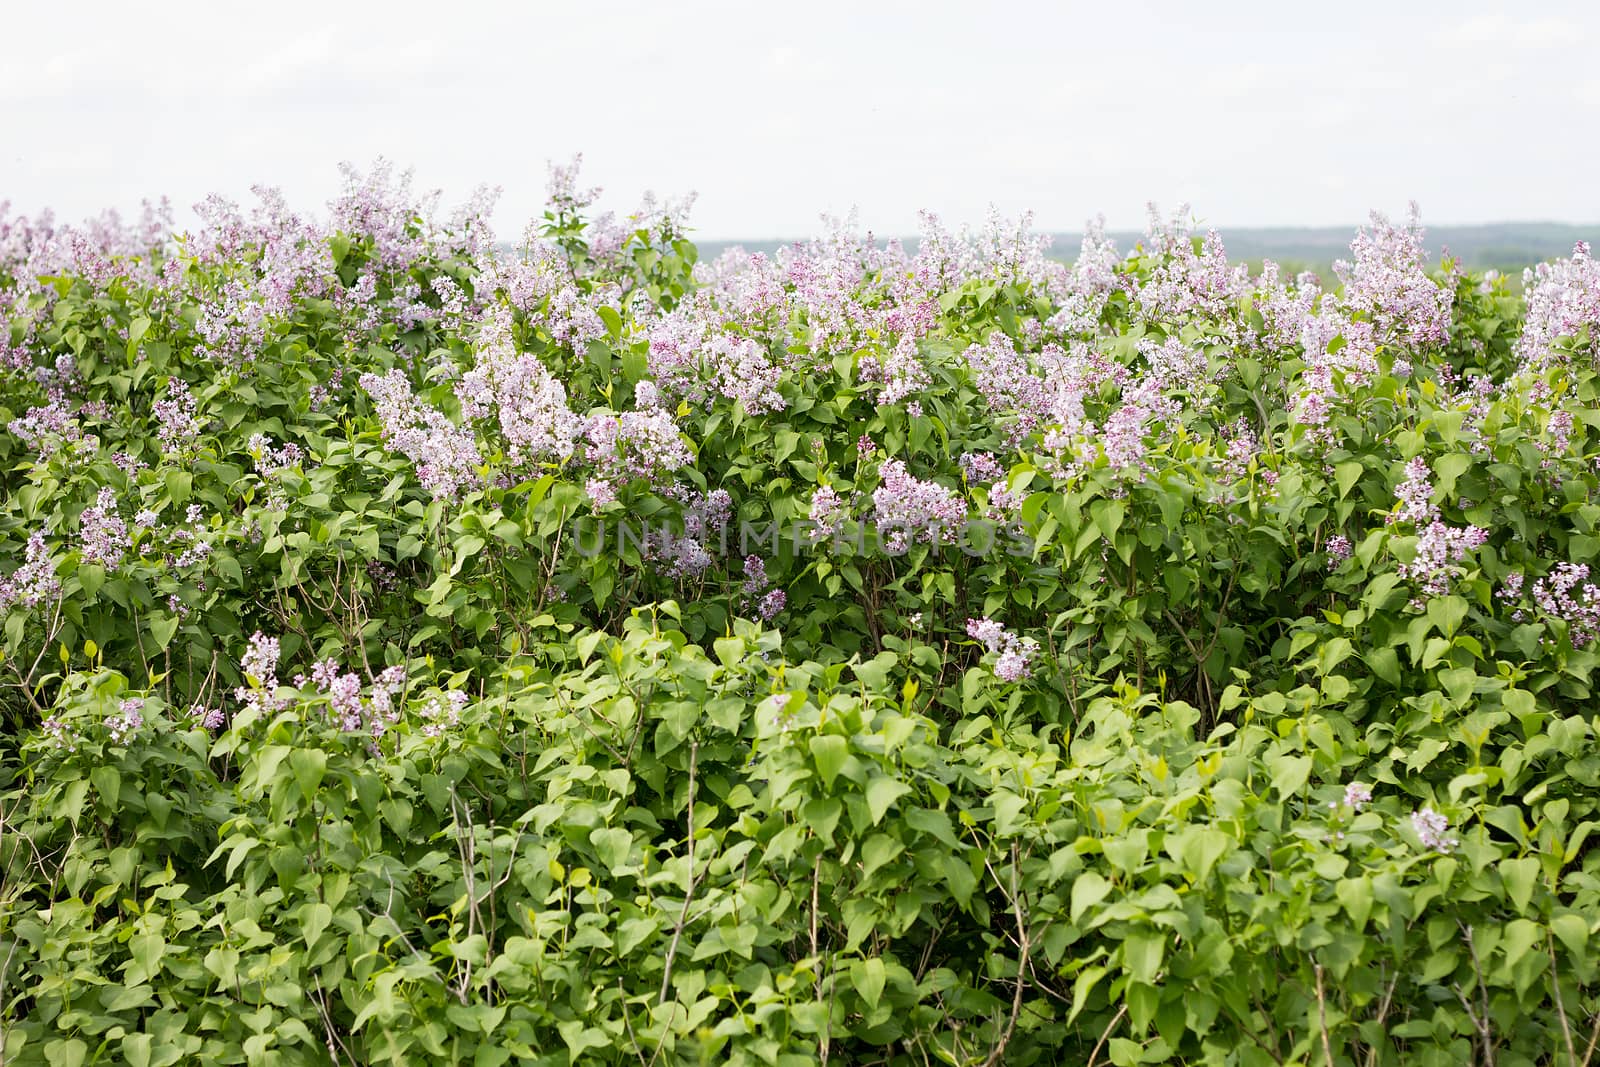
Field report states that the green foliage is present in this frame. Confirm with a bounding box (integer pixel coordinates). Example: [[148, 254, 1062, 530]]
[[2, 177, 1600, 1063]]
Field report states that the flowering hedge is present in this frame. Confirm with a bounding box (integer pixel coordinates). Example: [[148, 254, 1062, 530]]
[[2, 160, 1600, 1064]]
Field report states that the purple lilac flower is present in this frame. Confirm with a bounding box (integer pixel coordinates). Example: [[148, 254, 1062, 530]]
[[959, 452, 1004, 485], [741, 555, 769, 596], [966, 616, 1039, 682], [872, 460, 967, 552], [1326, 535, 1352, 567], [79, 487, 130, 570], [1399, 521, 1488, 598], [153, 379, 203, 452], [757, 589, 787, 621], [986, 483, 1026, 523], [808, 486, 848, 540], [1390, 458, 1436, 527], [0, 532, 60, 612], [1342, 782, 1372, 811], [1334, 204, 1452, 349], [1517, 242, 1600, 369], [41, 716, 77, 750], [1531, 563, 1600, 648], [107, 698, 145, 744], [1410, 807, 1458, 853], [582, 408, 692, 487], [361, 369, 484, 500], [235, 631, 289, 715]]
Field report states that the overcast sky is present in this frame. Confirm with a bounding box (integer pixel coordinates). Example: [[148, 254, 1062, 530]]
[[3, 1, 1597, 241]]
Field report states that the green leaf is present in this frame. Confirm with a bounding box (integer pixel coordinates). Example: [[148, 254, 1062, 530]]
[[1552, 913, 1589, 958], [1270, 755, 1313, 799], [1427, 595, 1469, 639], [1435, 453, 1472, 495], [78, 563, 105, 599], [1502, 918, 1542, 969], [864, 776, 911, 826], [1070, 965, 1108, 1024], [859, 833, 904, 880], [301, 901, 332, 948], [1334, 461, 1364, 499], [1167, 827, 1233, 884], [288, 748, 327, 801], [165, 468, 192, 505], [849, 957, 886, 1010], [1071, 871, 1113, 924], [810, 735, 848, 789], [714, 636, 745, 667], [121, 1033, 153, 1067], [1336, 875, 1373, 929], [44, 1038, 88, 1067], [147, 611, 180, 651], [1122, 932, 1165, 983], [1365, 647, 1401, 686], [590, 827, 633, 874], [1500, 857, 1541, 914], [90, 765, 121, 810]]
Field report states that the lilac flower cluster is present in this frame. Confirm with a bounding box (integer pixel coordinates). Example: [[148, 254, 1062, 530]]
[[1334, 204, 1452, 349], [865, 336, 931, 408], [1410, 807, 1458, 853], [305, 659, 408, 738], [740, 555, 787, 621], [189, 704, 227, 731], [489, 241, 610, 352], [965, 616, 1040, 682], [964, 333, 1052, 440], [40, 715, 77, 751], [106, 697, 145, 745], [0, 532, 60, 613], [984, 482, 1026, 524], [1217, 418, 1261, 482], [1517, 241, 1600, 369], [9, 399, 86, 459], [1390, 459, 1436, 527], [360, 369, 484, 500], [1386, 458, 1487, 598], [418, 690, 470, 738], [958, 452, 1004, 485], [872, 460, 967, 552], [248, 433, 305, 477], [645, 309, 786, 414], [1135, 206, 1251, 332], [235, 631, 290, 716], [641, 487, 734, 579], [153, 379, 203, 452], [807, 486, 850, 541], [581, 409, 692, 496], [1400, 522, 1489, 599], [1045, 217, 1123, 337], [163, 504, 215, 569], [1529, 563, 1600, 648], [455, 307, 583, 468], [78, 487, 130, 570]]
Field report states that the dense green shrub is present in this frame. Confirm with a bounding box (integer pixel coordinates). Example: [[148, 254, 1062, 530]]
[[2, 168, 1599, 1063]]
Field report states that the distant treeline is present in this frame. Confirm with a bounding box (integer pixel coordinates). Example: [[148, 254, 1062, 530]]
[[695, 222, 1599, 277]]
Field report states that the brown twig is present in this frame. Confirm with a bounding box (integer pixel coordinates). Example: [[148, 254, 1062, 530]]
[[1086, 1005, 1128, 1067], [1313, 960, 1335, 1067], [983, 843, 1031, 1067]]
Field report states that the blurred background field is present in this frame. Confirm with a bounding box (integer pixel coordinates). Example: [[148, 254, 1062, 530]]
[[701, 222, 1599, 292]]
